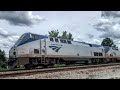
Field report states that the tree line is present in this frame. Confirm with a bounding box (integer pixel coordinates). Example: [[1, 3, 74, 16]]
[[48, 30, 74, 41], [101, 37, 118, 50], [0, 49, 7, 68]]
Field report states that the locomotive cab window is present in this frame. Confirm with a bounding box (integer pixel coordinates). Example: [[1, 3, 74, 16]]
[[35, 35, 39, 39], [31, 34, 39, 39], [34, 49, 39, 54], [55, 38, 59, 42], [50, 38, 54, 42], [67, 41, 72, 44], [31, 34, 35, 39], [89, 44, 92, 47]]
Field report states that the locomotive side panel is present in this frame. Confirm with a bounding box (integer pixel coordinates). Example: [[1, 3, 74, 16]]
[[16, 40, 41, 57], [75, 44, 91, 56], [45, 39, 105, 57], [46, 40, 77, 56], [91, 47, 105, 56]]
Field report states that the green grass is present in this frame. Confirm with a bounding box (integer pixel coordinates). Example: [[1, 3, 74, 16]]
[[0, 67, 24, 72], [0, 63, 83, 71], [0, 68, 11, 71], [54, 63, 82, 68], [54, 64, 66, 67]]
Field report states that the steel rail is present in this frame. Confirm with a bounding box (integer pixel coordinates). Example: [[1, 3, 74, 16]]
[[0, 63, 120, 78]]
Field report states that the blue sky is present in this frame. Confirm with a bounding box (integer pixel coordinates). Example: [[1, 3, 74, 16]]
[[0, 11, 120, 56]]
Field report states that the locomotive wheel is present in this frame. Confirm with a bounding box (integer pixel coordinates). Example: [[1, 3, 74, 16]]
[[49, 63, 54, 67], [65, 61, 71, 65], [91, 59, 96, 64], [24, 64, 32, 69], [85, 61, 88, 65], [42, 65, 48, 68]]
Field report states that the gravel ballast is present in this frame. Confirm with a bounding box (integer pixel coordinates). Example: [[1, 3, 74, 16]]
[[2, 65, 120, 79]]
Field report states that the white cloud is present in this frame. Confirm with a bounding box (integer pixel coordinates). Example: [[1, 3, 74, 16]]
[[91, 39, 101, 45], [87, 34, 94, 38], [91, 11, 120, 49], [101, 11, 120, 18], [0, 28, 13, 38], [93, 11, 120, 39], [0, 28, 19, 51], [7, 36, 19, 43], [0, 11, 46, 26]]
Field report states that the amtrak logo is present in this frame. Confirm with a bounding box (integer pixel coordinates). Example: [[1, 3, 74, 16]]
[[49, 45, 62, 52]]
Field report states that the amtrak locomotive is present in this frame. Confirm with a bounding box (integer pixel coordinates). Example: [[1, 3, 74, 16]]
[[8, 32, 120, 69]]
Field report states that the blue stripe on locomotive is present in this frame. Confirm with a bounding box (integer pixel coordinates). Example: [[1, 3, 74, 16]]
[[14, 33, 48, 47]]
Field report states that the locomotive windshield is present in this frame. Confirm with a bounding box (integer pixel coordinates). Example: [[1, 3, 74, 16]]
[[13, 33, 48, 47], [14, 33, 27, 47]]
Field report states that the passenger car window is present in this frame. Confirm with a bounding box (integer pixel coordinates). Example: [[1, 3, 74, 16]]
[[67, 41, 72, 44], [50, 38, 54, 42]]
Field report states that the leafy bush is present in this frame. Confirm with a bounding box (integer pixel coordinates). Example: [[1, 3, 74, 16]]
[[0, 49, 7, 68]]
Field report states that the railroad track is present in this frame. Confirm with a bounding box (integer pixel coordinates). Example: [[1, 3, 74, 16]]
[[1, 63, 120, 78]]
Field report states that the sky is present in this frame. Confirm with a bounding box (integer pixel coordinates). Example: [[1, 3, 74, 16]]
[[0, 11, 120, 57]]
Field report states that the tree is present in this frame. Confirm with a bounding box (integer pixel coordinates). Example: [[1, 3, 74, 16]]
[[101, 37, 119, 50], [101, 37, 113, 47], [48, 30, 74, 41], [48, 30, 59, 38], [61, 31, 67, 39], [67, 33, 74, 41], [0, 49, 7, 68]]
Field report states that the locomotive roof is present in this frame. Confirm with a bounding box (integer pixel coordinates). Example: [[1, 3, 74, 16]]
[[13, 32, 102, 48], [73, 41, 102, 47], [48, 35, 102, 47], [14, 32, 48, 47]]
